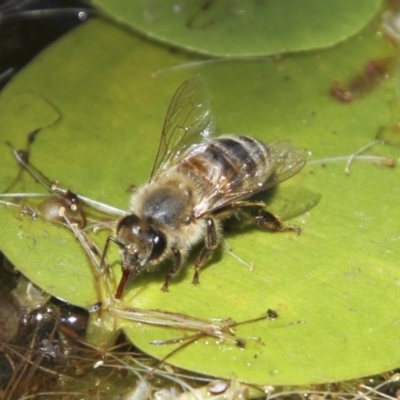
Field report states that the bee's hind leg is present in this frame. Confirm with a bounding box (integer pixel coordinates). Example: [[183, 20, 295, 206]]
[[193, 217, 219, 285], [253, 208, 301, 234], [234, 201, 301, 234]]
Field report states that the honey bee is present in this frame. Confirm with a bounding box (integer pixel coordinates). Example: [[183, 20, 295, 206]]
[[105, 76, 307, 299]]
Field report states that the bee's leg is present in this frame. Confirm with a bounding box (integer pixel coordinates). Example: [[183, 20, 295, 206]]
[[161, 247, 182, 292], [253, 209, 301, 234], [233, 201, 301, 234], [193, 217, 219, 285]]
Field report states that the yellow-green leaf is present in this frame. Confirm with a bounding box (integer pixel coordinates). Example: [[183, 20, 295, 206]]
[[93, 0, 382, 56], [0, 14, 399, 385]]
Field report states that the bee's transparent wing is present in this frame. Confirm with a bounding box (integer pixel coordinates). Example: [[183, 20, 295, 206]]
[[150, 76, 215, 181], [194, 141, 308, 218], [261, 141, 308, 188]]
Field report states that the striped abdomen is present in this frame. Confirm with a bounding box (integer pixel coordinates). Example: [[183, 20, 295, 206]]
[[176, 135, 274, 197]]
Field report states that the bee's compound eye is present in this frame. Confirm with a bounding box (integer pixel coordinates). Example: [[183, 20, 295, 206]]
[[118, 215, 141, 230], [149, 227, 166, 261]]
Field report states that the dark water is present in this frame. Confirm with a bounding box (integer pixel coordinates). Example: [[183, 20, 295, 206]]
[[0, 0, 94, 89]]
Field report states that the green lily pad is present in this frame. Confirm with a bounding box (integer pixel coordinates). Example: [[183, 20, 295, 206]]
[[94, 0, 382, 56], [0, 14, 400, 386]]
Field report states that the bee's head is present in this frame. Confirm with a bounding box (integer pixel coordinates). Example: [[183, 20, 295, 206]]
[[114, 214, 166, 299]]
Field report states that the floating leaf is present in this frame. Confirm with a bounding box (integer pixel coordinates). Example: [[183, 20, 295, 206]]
[[0, 15, 399, 385], [93, 0, 382, 56]]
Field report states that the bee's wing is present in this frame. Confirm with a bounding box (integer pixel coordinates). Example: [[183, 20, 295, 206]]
[[194, 141, 308, 218], [150, 76, 215, 181]]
